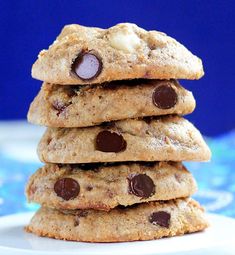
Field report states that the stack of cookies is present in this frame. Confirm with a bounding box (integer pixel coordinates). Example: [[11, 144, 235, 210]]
[[25, 23, 211, 242]]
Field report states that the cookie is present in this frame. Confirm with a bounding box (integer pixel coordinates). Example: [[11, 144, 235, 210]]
[[26, 162, 197, 211], [28, 79, 195, 128], [32, 23, 204, 85], [25, 198, 208, 242], [37, 116, 211, 163]]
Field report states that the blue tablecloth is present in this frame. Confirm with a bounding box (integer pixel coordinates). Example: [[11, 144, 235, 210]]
[[0, 122, 234, 217]]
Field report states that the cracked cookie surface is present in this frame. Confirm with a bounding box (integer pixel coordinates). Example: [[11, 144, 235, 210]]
[[32, 23, 204, 85]]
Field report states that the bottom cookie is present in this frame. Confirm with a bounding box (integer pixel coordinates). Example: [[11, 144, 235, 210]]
[[26, 198, 209, 242]]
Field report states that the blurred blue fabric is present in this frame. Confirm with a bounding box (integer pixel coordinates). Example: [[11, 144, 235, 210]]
[[0, 0, 235, 136], [0, 122, 234, 217]]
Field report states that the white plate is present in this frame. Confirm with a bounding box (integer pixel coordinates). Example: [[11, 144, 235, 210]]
[[0, 212, 234, 255]]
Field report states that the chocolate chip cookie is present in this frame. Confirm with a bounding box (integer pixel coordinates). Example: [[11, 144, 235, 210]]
[[26, 162, 197, 211], [37, 115, 211, 163], [25, 198, 209, 242], [32, 23, 204, 85], [28, 79, 195, 127]]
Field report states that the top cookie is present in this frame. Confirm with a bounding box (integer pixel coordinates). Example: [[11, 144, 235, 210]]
[[32, 23, 204, 85]]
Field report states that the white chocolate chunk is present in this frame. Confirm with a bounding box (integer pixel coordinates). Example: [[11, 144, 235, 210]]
[[108, 31, 141, 53]]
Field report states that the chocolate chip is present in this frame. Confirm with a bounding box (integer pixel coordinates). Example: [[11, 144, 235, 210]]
[[52, 100, 66, 113], [152, 84, 178, 109], [128, 174, 155, 198], [86, 185, 93, 191], [52, 100, 70, 116], [72, 51, 102, 81], [54, 178, 80, 200], [149, 211, 171, 228], [95, 130, 127, 152]]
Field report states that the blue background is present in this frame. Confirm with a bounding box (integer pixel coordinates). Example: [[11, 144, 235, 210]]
[[0, 0, 235, 136]]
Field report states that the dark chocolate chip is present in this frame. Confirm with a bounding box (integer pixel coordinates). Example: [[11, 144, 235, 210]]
[[52, 100, 71, 116], [72, 51, 102, 81], [86, 185, 93, 191], [149, 211, 171, 228], [52, 100, 66, 114], [95, 130, 127, 152], [152, 84, 178, 109], [54, 178, 80, 201], [128, 174, 155, 198]]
